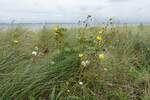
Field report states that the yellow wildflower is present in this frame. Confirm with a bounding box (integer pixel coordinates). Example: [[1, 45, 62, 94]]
[[79, 54, 84, 58], [99, 54, 105, 60], [96, 36, 103, 41], [54, 26, 60, 33], [98, 31, 103, 34], [54, 27, 58, 31]]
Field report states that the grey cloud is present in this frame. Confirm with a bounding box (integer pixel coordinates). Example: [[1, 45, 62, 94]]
[[0, 0, 150, 23]]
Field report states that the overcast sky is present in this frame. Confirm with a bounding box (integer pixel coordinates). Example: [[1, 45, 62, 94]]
[[0, 0, 150, 23]]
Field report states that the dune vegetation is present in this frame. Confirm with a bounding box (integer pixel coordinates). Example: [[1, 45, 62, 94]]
[[0, 19, 150, 100]]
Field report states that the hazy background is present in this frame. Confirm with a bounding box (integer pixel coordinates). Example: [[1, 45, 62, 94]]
[[0, 0, 150, 23]]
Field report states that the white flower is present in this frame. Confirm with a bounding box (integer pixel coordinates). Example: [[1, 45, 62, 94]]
[[85, 60, 90, 65], [35, 46, 39, 51], [32, 51, 37, 56], [79, 81, 83, 85], [81, 61, 86, 67], [81, 60, 90, 67], [67, 90, 70, 92], [104, 68, 108, 71], [14, 40, 19, 43]]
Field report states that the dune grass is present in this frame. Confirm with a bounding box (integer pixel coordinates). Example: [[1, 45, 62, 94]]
[[0, 24, 150, 100]]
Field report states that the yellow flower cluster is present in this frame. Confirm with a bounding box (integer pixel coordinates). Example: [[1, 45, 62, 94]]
[[96, 36, 103, 41], [99, 54, 105, 60]]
